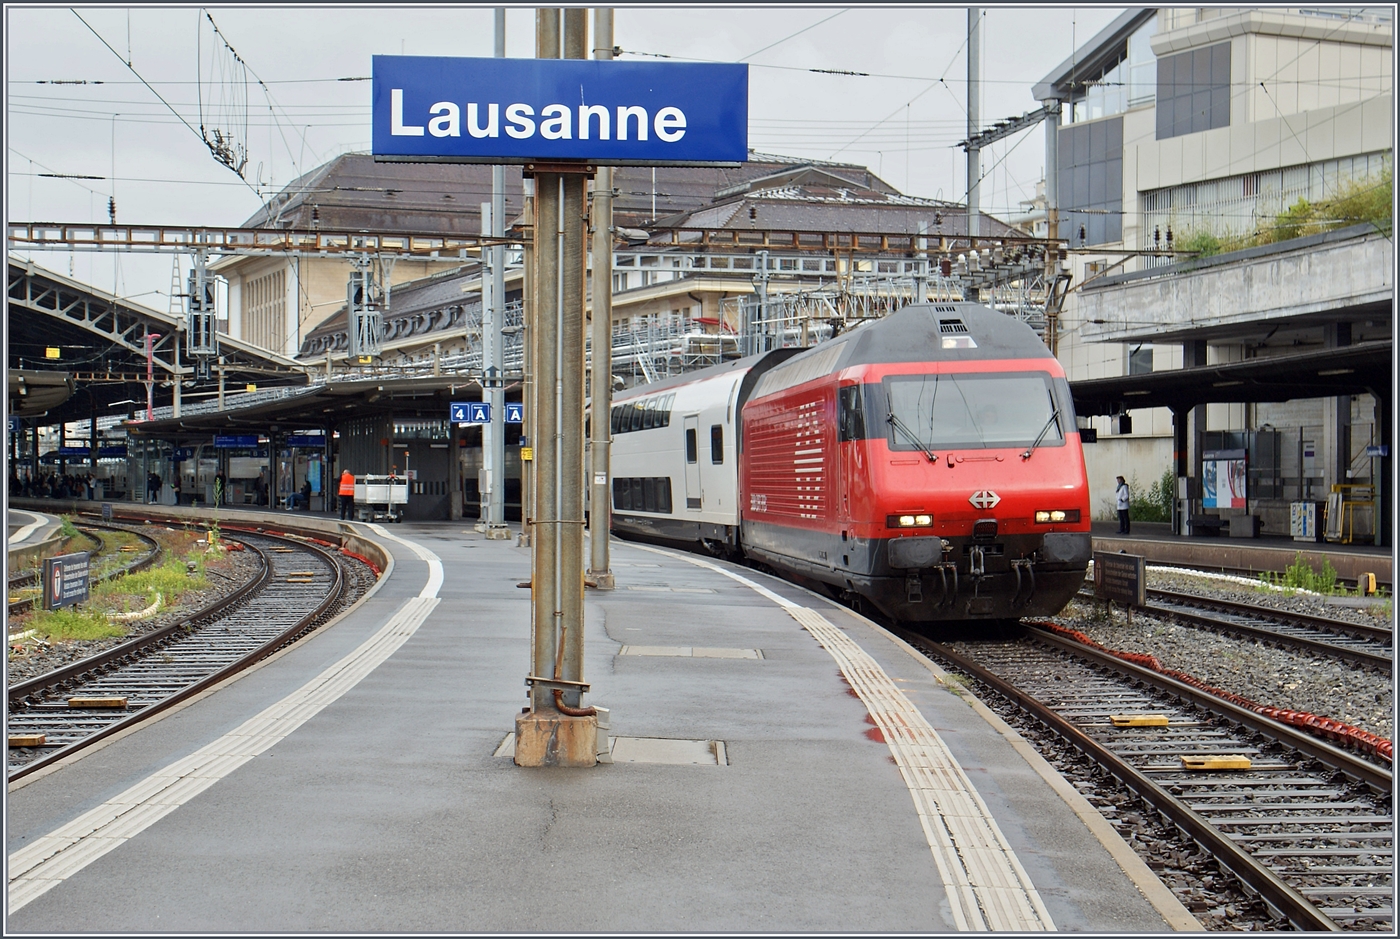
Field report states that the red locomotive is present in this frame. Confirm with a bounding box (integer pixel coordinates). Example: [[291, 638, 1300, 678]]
[[609, 301, 1092, 623]]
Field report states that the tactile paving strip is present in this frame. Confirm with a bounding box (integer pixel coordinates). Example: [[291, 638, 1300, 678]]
[[8, 525, 443, 914], [633, 544, 1054, 932]]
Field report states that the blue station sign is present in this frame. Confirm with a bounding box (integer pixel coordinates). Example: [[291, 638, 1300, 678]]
[[451, 401, 491, 424], [372, 56, 748, 165]]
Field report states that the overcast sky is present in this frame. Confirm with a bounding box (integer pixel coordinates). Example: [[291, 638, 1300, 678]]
[[5, 3, 1124, 306]]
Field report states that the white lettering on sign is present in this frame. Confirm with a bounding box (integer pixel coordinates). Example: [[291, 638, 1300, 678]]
[[393, 92, 693, 147], [505, 103, 535, 139], [391, 88, 425, 136], [428, 102, 460, 138], [468, 103, 499, 138]]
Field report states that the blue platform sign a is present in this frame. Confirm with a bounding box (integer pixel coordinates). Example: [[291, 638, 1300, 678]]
[[505, 403, 524, 424], [372, 56, 748, 165], [451, 401, 491, 424]]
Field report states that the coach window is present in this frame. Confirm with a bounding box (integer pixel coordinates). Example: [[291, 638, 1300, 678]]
[[685, 428, 698, 464], [630, 402, 645, 432], [642, 398, 656, 430], [710, 424, 724, 463]]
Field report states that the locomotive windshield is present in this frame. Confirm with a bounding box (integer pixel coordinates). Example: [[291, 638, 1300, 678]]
[[882, 372, 1066, 450]]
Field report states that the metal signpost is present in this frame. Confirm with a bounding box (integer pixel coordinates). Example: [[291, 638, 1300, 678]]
[[372, 8, 747, 767]]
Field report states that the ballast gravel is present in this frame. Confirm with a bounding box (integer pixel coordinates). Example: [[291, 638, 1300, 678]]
[[1051, 568, 1393, 740], [7, 548, 263, 686]]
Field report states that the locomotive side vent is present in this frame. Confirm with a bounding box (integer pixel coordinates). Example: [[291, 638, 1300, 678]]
[[939, 319, 970, 334]]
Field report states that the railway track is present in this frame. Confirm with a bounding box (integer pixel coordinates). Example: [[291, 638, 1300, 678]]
[[1145, 588, 1392, 673], [912, 626, 1392, 932], [7, 523, 162, 619], [1076, 586, 1393, 673], [6, 530, 353, 782]]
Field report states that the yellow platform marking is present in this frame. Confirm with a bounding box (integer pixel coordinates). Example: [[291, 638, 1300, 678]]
[[1110, 714, 1170, 727], [8, 734, 46, 748], [66, 697, 127, 709], [1181, 755, 1252, 770]]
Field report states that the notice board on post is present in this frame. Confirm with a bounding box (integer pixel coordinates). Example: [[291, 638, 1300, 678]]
[[372, 56, 748, 166], [1093, 551, 1146, 607], [43, 551, 91, 610]]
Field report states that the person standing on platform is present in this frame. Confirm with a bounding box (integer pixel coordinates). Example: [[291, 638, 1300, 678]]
[[147, 471, 161, 503], [338, 468, 356, 521], [1115, 475, 1131, 535]]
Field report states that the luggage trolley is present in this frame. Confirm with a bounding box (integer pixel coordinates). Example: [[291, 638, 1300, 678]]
[[354, 474, 408, 522]]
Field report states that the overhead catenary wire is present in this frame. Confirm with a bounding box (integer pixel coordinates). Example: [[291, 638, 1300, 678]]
[[71, 9, 262, 203]]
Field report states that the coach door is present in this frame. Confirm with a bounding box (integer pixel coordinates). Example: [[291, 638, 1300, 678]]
[[683, 415, 701, 510]]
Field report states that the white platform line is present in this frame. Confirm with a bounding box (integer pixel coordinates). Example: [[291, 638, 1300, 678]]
[[7, 535, 443, 913], [8, 510, 47, 544], [630, 543, 1054, 932]]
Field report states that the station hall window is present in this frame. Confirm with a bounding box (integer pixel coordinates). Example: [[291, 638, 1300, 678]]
[[1156, 42, 1230, 140]]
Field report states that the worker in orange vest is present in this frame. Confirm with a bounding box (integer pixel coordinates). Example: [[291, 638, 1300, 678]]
[[338, 469, 356, 520]]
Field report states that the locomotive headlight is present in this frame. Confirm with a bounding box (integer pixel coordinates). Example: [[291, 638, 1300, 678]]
[[1035, 509, 1080, 523], [888, 514, 934, 528]]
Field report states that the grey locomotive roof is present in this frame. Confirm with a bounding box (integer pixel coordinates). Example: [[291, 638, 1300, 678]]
[[761, 303, 1055, 387]]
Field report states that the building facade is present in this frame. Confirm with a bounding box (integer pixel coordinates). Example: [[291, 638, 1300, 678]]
[[1034, 7, 1392, 537]]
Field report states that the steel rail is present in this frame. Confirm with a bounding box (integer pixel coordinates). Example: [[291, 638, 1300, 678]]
[[1149, 586, 1392, 643], [917, 634, 1346, 932], [1024, 623, 1391, 791], [7, 532, 345, 782], [1143, 590, 1392, 673]]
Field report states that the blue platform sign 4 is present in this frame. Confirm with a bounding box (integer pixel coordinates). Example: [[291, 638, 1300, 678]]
[[451, 401, 491, 424], [372, 56, 748, 165], [505, 403, 524, 424]]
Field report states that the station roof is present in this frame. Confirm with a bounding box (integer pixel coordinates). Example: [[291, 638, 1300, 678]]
[[1070, 340, 1391, 417], [125, 375, 500, 440], [8, 257, 309, 426], [232, 151, 893, 240]]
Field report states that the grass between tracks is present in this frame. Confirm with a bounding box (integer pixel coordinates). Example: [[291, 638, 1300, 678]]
[[9, 525, 233, 652]]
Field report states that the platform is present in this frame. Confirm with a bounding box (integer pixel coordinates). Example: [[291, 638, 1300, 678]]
[[6, 519, 1196, 932]]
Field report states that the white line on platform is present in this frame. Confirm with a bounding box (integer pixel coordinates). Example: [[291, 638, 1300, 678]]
[[8, 510, 47, 544], [628, 543, 1055, 932], [7, 531, 443, 913]]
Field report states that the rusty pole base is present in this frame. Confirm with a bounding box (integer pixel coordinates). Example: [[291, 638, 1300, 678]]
[[514, 711, 598, 767], [586, 570, 616, 590]]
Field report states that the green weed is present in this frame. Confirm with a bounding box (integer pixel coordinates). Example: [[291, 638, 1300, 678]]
[[27, 608, 127, 642], [1258, 553, 1342, 595]]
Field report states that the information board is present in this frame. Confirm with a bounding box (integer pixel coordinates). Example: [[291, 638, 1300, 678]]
[[1093, 551, 1145, 607], [373, 56, 748, 165], [43, 551, 91, 610]]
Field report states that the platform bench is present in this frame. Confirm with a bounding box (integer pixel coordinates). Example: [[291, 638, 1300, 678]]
[[1188, 515, 1225, 537]]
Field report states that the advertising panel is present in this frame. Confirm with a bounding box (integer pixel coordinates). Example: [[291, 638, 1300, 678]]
[[372, 56, 748, 165], [1202, 449, 1247, 509]]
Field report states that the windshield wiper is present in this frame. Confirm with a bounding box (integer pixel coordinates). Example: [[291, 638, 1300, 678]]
[[1021, 409, 1061, 460], [886, 394, 939, 464]]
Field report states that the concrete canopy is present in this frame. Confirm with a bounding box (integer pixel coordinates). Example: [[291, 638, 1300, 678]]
[[1070, 340, 1390, 417]]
